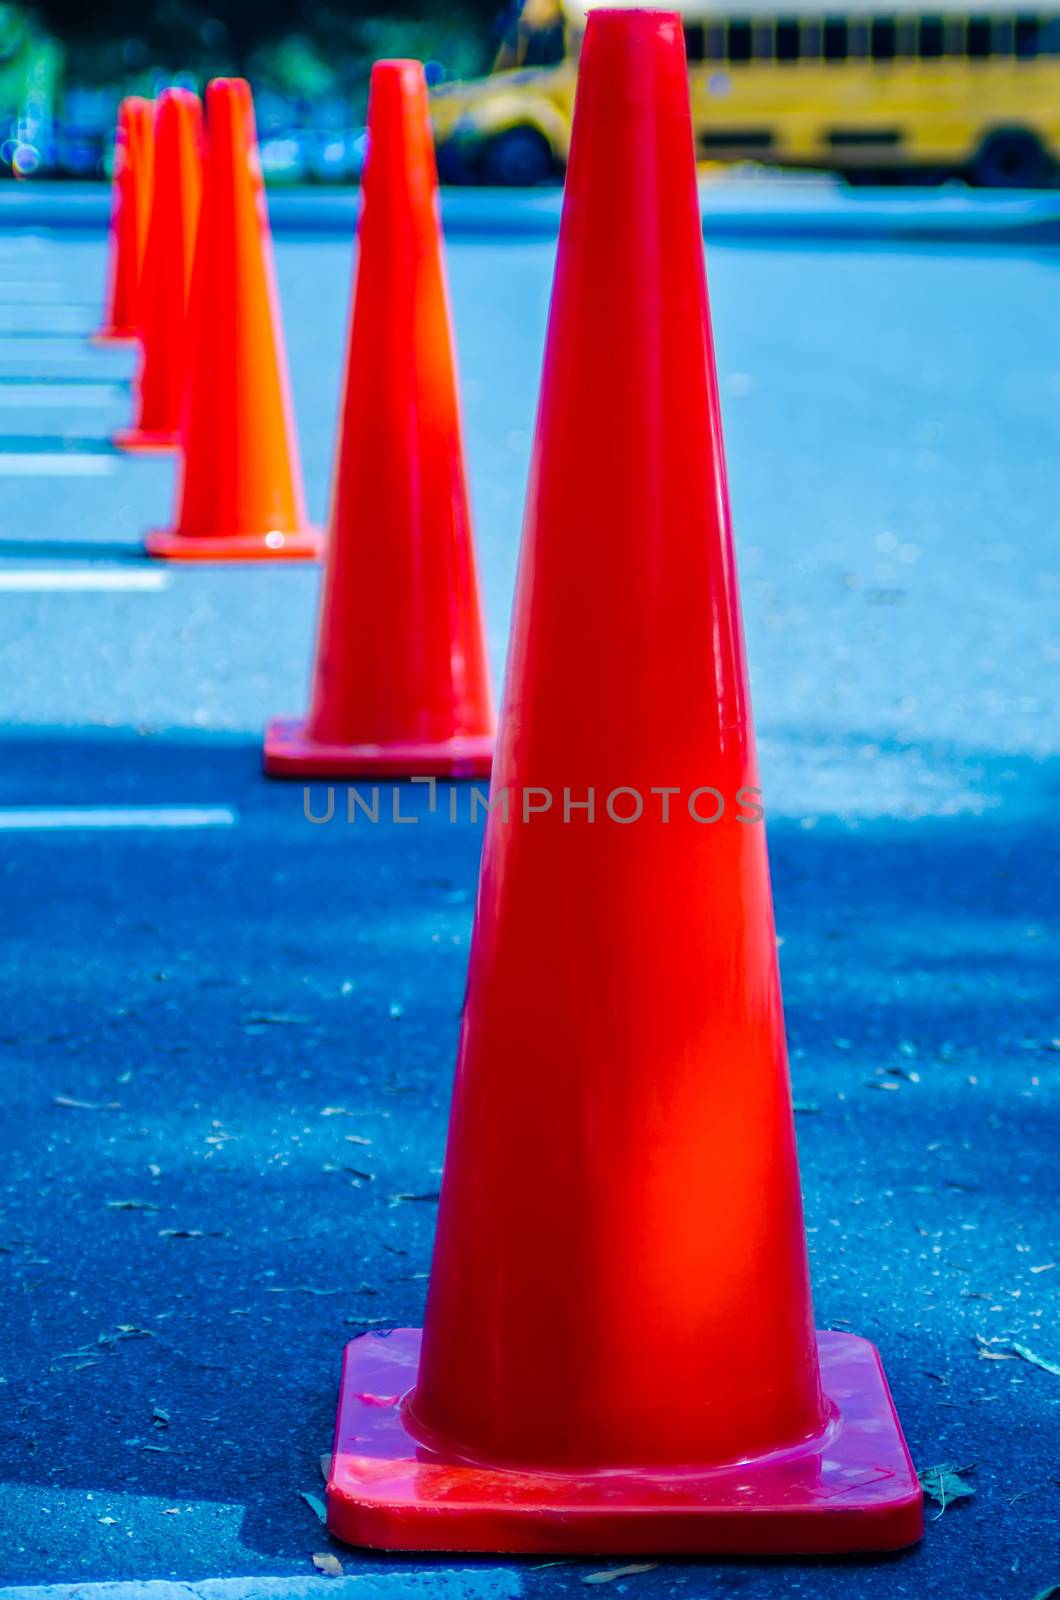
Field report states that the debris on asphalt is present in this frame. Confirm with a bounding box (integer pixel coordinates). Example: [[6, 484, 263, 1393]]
[[918, 1462, 976, 1517], [158, 1228, 228, 1239], [243, 1012, 312, 1025], [976, 1336, 1060, 1376], [582, 1564, 661, 1583], [300, 1490, 327, 1523], [52, 1095, 120, 1111], [312, 1552, 344, 1575], [106, 1199, 159, 1211]]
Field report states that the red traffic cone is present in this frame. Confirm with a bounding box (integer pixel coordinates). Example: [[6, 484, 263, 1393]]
[[93, 96, 154, 345], [113, 89, 203, 453], [145, 78, 320, 561], [264, 61, 493, 778], [325, 9, 922, 1557]]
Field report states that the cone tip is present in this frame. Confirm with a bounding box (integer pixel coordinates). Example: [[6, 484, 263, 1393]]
[[569, 7, 690, 130], [371, 58, 428, 80], [206, 76, 253, 109], [582, 7, 687, 71], [368, 58, 429, 104], [158, 85, 200, 111]]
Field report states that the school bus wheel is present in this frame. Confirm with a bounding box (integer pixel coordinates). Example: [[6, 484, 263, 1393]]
[[482, 125, 557, 186], [972, 128, 1052, 189]]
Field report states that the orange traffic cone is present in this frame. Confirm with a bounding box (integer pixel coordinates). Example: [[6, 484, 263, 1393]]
[[326, 9, 922, 1557], [264, 61, 493, 778], [112, 89, 203, 453], [145, 78, 320, 561], [93, 96, 154, 345]]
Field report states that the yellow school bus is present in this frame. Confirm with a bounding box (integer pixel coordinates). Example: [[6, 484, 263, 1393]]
[[429, 0, 1060, 184]]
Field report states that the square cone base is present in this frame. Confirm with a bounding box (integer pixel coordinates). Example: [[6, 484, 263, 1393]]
[[90, 328, 139, 347], [112, 427, 180, 454], [264, 717, 494, 780], [326, 1328, 923, 1556], [144, 528, 323, 563]]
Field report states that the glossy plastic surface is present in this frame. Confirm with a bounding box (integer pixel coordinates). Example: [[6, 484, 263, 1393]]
[[113, 89, 202, 453], [412, 7, 822, 1474], [326, 8, 922, 1555], [94, 97, 154, 343], [147, 78, 320, 562], [327, 1329, 923, 1554], [263, 60, 493, 777]]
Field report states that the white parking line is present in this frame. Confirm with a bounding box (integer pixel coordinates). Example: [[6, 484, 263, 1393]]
[[0, 312, 92, 333], [0, 281, 68, 293], [0, 806, 238, 830], [0, 569, 168, 591], [0, 383, 125, 407], [0, 454, 116, 476], [0, 1575, 522, 1600]]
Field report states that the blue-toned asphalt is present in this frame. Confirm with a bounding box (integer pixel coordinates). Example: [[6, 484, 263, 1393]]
[[0, 194, 1057, 1598]]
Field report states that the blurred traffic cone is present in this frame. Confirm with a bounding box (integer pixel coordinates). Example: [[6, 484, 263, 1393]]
[[145, 78, 320, 561], [93, 96, 154, 345], [113, 89, 203, 453], [325, 9, 922, 1557], [264, 61, 493, 777]]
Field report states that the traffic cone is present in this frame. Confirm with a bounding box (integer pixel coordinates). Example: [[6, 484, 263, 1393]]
[[112, 89, 203, 453], [145, 78, 320, 561], [325, 9, 922, 1557], [93, 96, 154, 345], [264, 61, 493, 778]]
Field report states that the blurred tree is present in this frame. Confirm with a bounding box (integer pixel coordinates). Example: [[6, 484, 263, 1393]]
[[29, 1, 502, 67]]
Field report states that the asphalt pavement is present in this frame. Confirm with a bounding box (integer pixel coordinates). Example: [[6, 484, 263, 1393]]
[[0, 194, 1057, 1599]]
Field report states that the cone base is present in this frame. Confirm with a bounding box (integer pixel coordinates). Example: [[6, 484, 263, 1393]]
[[111, 426, 181, 454], [326, 1328, 922, 1556], [144, 528, 323, 563], [264, 718, 494, 779], [90, 328, 139, 347]]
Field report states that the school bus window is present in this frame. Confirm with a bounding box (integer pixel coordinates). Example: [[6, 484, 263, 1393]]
[[1014, 15, 1040, 53], [942, 17, 965, 55], [1040, 15, 1060, 50], [919, 16, 944, 56], [801, 19, 823, 56], [895, 17, 918, 54], [776, 17, 801, 59], [683, 21, 706, 60], [753, 21, 775, 57], [824, 18, 848, 59], [871, 17, 897, 59], [728, 19, 753, 60], [966, 14, 992, 53], [992, 16, 1015, 52], [848, 20, 871, 56], [705, 22, 726, 58]]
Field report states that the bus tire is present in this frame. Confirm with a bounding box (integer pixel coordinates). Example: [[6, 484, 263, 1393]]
[[972, 129, 1051, 188], [435, 141, 478, 185], [482, 126, 555, 186]]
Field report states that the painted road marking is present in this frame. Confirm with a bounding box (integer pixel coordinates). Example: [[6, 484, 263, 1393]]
[[0, 1576, 522, 1600], [0, 383, 125, 407], [0, 312, 92, 333], [0, 454, 116, 476], [0, 807, 238, 830], [0, 569, 168, 592]]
